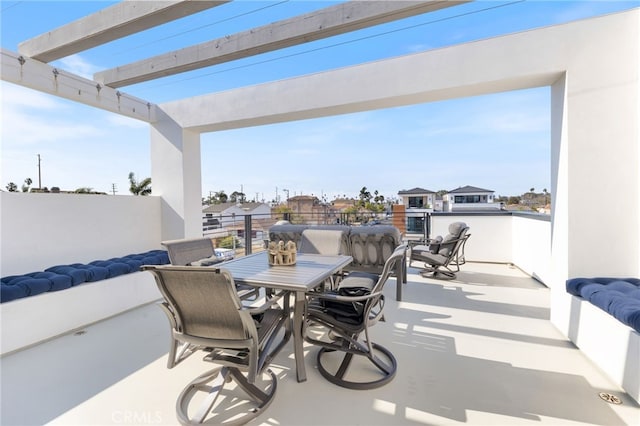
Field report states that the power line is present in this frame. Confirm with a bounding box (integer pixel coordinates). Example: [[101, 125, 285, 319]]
[[1, 1, 23, 13], [113, 0, 290, 56], [136, 0, 525, 92]]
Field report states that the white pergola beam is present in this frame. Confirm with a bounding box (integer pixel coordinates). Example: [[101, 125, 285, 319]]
[[95, 0, 468, 88], [18, 0, 229, 63], [1, 49, 156, 122]]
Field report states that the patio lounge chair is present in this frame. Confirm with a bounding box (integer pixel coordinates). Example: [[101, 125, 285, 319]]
[[303, 244, 407, 389], [409, 222, 470, 279], [142, 265, 289, 425]]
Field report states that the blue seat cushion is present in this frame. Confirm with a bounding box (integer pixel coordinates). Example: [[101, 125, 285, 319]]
[[566, 277, 640, 332], [28, 272, 73, 291], [1, 282, 28, 302], [68, 264, 110, 282], [90, 261, 132, 278], [2, 249, 170, 303], [44, 266, 89, 286], [1, 276, 33, 302]]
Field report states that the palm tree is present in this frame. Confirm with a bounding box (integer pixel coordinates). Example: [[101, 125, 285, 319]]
[[128, 172, 151, 196], [215, 190, 228, 203]]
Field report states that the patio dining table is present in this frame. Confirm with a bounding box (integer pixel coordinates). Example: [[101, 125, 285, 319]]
[[219, 251, 353, 382]]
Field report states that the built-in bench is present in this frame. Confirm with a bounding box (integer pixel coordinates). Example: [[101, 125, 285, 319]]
[[268, 224, 406, 300], [565, 277, 640, 404], [0, 249, 170, 355], [566, 277, 640, 333], [0, 249, 169, 303]]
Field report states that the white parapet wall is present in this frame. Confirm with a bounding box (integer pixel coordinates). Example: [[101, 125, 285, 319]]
[[0, 191, 166, 355], [0, 191, 163, 276], [0, 271, 161, 356]]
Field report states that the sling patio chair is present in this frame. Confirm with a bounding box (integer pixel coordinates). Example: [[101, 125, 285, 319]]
[[142, 265, 289, 425], [409, 222, 470, 279], [162, 237, 259, 301], [303, 244, 407, 390]]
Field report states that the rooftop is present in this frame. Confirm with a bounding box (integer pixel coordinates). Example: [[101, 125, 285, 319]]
[[2, 262, 638, 425]]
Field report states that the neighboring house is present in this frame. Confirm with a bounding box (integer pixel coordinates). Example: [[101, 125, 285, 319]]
[[287, 195, 338, 224], [398, 187, 436, 210], [444, 185, 500, 211], [202, 202, 273, 237], [397, 187, 437, 233], [398, 185, 500, 234], [331, 197, 357, 211]]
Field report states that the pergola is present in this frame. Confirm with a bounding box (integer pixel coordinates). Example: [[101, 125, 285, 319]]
[[1, 1, 638, 283]]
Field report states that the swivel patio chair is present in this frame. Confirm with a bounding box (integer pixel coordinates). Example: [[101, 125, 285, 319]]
[[142, 265, 289, 425], [409, 222, 470, 279], [162, 237, 259, 301], [303, 244, 407, 390]]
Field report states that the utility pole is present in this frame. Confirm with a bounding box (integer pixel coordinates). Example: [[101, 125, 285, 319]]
[[37, 154, 42, 189], [111, 183, 117, 195]]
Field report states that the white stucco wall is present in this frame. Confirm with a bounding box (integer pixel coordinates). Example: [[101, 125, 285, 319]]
[[0, 192, 162, 276]]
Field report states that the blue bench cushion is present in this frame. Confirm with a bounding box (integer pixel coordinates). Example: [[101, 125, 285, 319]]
[[44, 265, 89, 286], [28, 272, 73, 291], [1, 250, 170, 303], [0, 275, 51, 301], [566, 277, 640, 333]]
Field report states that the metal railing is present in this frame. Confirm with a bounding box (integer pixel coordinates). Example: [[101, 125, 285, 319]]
[[203, 209, 550, 259]]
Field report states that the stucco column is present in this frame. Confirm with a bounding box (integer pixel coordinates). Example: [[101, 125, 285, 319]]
[[150, 110, 202, 241]]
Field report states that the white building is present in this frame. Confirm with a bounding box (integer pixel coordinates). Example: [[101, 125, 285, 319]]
[[444, 185, 500, 212], [397, 187, 436, 233]]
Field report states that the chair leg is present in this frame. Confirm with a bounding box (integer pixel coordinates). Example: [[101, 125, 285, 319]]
[[420, 266, 456, 280], [316, 337, 397, 390], [176, 367, 277, 425]]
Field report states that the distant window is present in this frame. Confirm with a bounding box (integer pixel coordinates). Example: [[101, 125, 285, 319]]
[[408, 196, 424, 208], [454, 195, 483, 203], [407, 216, 424, 232]]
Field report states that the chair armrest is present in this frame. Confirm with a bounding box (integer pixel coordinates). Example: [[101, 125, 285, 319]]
[[306, 290, 382, 304], [242, 289, 288, 314]]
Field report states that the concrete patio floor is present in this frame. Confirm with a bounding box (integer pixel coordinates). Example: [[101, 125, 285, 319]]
[[2, 262, 639, 425]]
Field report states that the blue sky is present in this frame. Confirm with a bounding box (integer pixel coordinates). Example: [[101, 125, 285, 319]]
[[1, 1, 638, 202]]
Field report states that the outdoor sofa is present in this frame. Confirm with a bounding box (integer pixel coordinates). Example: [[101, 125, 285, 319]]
[[268, 223, 407, 300]]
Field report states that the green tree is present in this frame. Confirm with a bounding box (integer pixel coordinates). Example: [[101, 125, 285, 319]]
[[357, 186, 372, 208], [508, 196, 521, 205], [128, 172, 151, 196], [5, 182, 17, 192], [215, 190, 228, 203], [75, 187, 94, 194], [229, 191, 245, 203]]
